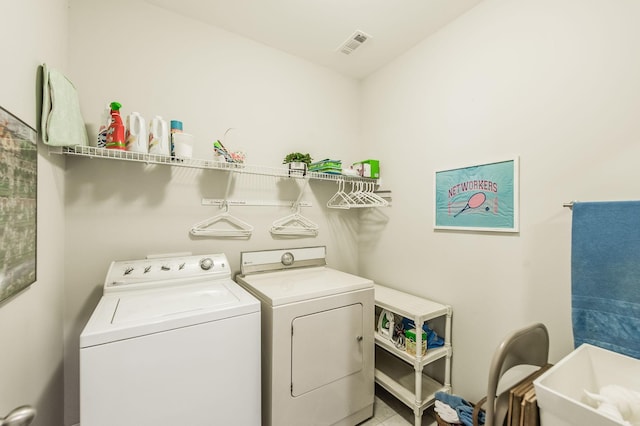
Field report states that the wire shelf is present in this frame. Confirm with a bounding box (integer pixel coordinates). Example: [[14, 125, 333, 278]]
[[49, 145, 376, 183]]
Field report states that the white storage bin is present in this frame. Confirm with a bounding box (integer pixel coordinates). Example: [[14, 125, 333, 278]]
[[533, 344, 640, 426]]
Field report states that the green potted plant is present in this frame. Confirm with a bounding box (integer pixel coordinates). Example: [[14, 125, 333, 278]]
[[283, 152, 312, 176]]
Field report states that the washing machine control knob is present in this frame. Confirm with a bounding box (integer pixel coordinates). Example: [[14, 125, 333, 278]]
[[200, 257, 214, 270], [281, 252, 294, 266]]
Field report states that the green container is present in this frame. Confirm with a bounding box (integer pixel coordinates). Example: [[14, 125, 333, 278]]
[[352, 159, 380, 179], [405, 328, 427, 356]]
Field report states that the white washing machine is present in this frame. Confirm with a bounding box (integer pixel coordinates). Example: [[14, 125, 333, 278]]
[[80, 253, 261, 426], [236, 246, 374, 426]]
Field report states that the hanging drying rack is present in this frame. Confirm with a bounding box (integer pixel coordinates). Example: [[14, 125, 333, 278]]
[[195, 198, 318, 237], [193, 173, 318, 237]]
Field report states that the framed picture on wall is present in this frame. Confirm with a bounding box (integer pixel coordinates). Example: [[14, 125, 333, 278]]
[[0, 106, 37, 304], [434, 157, 519, 232]]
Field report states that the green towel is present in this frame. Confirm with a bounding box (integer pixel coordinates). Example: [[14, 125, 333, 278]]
[[40, 63, 88, 146]]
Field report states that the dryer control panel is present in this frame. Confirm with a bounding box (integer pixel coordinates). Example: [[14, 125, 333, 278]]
[[103, 253, 230, 293], [240, 246, 326, 275]]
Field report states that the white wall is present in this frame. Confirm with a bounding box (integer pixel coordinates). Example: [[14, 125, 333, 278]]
[[361, 0, 640, 401], [0, 0, 67, 425], [65, 0, 363, 424]]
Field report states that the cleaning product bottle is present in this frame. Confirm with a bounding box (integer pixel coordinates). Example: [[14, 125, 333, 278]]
[[96, 104, 111, 148], [377, 310, 395, 341], [148, 116, 169, 156], [105, 102, 126, 150], [125, 112, 147, 153], [170, 120, 183, 157]]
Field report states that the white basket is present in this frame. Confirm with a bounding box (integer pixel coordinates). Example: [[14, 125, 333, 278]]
[[533, 344, 640, 426]]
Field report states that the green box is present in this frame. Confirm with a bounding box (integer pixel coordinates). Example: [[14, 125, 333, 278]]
[[405, 328, 427, 356], [352, 159, 379, 179]]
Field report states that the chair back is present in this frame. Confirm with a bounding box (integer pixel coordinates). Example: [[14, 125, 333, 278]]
[[485, 323, 549, 426]]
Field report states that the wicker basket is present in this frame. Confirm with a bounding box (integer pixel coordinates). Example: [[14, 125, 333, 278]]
[[435, 413, 463, 426]]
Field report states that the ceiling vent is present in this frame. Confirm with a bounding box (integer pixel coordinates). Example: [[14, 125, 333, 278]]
[[337, 30, 372, 55]]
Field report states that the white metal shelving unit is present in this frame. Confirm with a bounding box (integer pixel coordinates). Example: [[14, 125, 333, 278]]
[[374, 284, 452, 426], [48, 145, 377, 183]]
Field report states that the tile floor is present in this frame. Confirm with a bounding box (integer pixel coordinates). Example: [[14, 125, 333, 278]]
[[358, 385, 438, 426]]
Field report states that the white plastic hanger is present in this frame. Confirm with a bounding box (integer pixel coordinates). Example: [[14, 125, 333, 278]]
[[270, 202, 319, 236], [360, 181, 389, 207], [327, 179, 354, 209], [190, 201, 254, 237], [333, 181, 388, 208], [349, 181, 370, 207], [270, 178, 318, 236]]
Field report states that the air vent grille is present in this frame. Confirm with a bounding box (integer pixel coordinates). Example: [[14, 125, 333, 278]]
[[338, 30, 372, 55]]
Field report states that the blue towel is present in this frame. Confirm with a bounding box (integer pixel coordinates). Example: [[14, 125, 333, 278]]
[[571, 201, 640, 359], [401, 317, 445, 348]]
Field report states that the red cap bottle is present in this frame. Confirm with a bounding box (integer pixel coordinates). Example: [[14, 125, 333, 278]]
[[106, 102, 126, 150]]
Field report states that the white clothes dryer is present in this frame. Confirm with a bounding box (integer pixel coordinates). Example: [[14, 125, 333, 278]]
[[236, 246, 374, 426], [80, 253, 260, 426]]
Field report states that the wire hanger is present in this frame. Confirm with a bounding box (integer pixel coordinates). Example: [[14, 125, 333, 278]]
[[190, 200, 254, 237]]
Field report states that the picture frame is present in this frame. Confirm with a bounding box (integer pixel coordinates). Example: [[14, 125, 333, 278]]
[[434, 156, 519, 232], [0, 106, 38, 303]]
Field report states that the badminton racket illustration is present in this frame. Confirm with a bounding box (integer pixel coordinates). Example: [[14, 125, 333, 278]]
[[454, 192, 486, 217]]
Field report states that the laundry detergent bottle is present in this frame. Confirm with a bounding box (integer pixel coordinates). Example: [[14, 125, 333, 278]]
[[105, 102, 126, 150], [148, 116, 169, 156], [125, 112, 147, 153]]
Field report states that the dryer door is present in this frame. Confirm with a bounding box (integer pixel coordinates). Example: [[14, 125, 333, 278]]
[[291, 303, 363, 396]]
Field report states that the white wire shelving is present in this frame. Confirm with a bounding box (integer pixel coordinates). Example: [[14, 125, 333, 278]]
[[48, 145, 377, 183]]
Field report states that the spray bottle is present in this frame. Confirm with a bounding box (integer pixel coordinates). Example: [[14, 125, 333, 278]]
[[106, 101, 126, 150]]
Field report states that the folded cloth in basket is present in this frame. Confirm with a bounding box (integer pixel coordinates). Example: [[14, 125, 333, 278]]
[[40, 63, 88, 147], [435, 400, 460, 424], [435, 392, 485, 426]]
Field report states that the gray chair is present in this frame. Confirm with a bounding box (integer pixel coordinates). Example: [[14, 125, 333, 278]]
[[473, 323, 549, 426]]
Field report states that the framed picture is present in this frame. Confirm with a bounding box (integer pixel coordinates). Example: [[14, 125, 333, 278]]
[[0, 106, 37, 303], [434, 157, 519, 232]]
